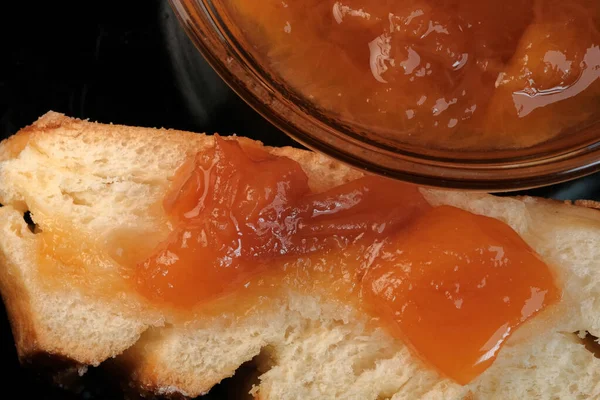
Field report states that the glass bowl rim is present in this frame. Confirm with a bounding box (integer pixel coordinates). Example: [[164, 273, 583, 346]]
[[168, 0, 600, 192]]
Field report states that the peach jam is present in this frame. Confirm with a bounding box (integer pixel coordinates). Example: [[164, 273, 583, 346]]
[[224, 0, 600, 149], [131, 137, 560, 383]]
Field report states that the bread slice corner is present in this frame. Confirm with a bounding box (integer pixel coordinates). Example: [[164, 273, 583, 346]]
[[0, 112, 600, 399]]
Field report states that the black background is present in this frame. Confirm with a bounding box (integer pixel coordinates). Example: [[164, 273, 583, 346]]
[[1, 0, 287, 398], [1, 0, 599, 398]]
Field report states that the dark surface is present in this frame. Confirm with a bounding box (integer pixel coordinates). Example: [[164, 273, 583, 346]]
[[1, 0, 600, 399], [1, 0, 285, 398]]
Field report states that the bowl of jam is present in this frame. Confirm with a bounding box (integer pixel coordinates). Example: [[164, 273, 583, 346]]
[[169, 0, 600, 190]]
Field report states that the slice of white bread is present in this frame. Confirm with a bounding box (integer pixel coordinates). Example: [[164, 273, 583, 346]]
[[1, 111, 600, 399]]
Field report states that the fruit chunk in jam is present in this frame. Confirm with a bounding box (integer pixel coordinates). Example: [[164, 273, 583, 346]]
[[134, 136, 560, 384], [134, 136, 429, 307], [483, 0, 600, 147], [225, 0, 600, 149], [361, 205, 560, 384]]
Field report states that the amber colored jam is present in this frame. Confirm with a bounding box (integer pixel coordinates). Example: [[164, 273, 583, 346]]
[[361, 205, 560, 384], [134, 136, 430, 307], [225, 0, 600, 149], [132, 136, 560, 384]]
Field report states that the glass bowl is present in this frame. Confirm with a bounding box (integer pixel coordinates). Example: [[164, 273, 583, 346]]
[[168, 0, 600, 191]]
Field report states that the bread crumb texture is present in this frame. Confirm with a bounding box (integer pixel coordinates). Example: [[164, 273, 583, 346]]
[[0, 112, 599, 399]]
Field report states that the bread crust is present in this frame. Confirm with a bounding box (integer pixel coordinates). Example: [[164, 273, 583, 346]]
[[1, 111, 600, 399]]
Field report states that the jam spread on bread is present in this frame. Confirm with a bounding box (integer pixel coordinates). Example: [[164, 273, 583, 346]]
[[132, 136, 560, 384], [134, 136, 429, 306], [224, 0, 600, 149], [361, 205, 560, 384]]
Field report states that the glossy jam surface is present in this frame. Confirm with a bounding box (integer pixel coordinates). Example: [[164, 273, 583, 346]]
[[129, 136, 560, 383], [225, 0, 600, 150], [134, 136, 430, 307], [361, 205, 560, 384]]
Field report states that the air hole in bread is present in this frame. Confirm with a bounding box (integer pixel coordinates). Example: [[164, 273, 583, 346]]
[[350, 337, 396, 376], [65, 192, 93, 207], [254, 345, 278, 375], [204, 352, 271, 400], [576, 331, 600, 358], [23, 211, 37, 234]]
